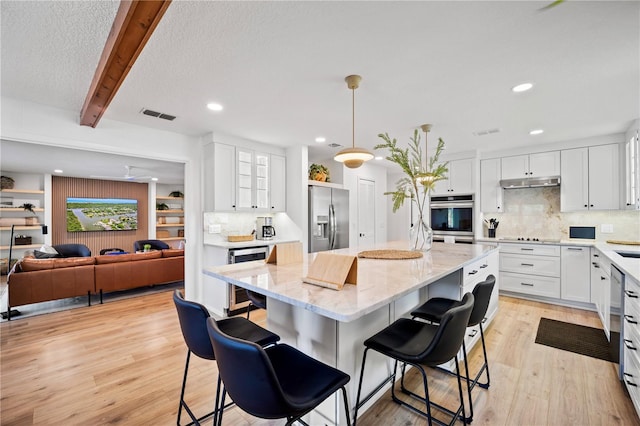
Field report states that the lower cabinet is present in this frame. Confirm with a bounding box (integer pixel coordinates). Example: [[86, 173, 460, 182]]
[[499, 243, 561, 298], [560, 246, 591, 302], [624, 275, 640, 416]]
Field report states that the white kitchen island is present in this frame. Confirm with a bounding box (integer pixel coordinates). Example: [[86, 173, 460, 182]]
[[203, 241, 499, 425]]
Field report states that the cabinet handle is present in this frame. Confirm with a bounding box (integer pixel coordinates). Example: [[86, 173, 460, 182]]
[[232, 205, 236, 208], [479, 264, 488, 269], [521, 282, 534, 287], [624, 339, 637, 350], [520, 248, 534, 251], [468, 270, 478, 275], [497, 206, 501, 209], [567, 248, 583, 251], [625, 290, 639, 299], [592, 263, 600, 268], [594, 254, 599, 258], [625, 315, 638, 324], [468, 329, 478, 338], [624, 373, 638, 387], [584, 204, 588, 208], [521, 263, 534, 266]]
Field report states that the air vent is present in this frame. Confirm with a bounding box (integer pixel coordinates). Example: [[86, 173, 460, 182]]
[[141, 108, 177, 121], [328, 143, 342, 148], [473, 128, 500, 137]]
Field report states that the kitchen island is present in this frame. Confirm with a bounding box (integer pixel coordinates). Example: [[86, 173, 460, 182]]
[[203, 241, 499, 425]]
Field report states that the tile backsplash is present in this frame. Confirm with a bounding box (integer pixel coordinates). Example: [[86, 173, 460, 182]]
[[482, 187, 640, 242]]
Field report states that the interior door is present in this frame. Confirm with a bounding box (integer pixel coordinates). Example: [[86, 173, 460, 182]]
[[357, 178, 375, 247]]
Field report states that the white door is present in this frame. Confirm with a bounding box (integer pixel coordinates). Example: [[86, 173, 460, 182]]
[[501, 155, 528, 179], [528, 151, 560, 178], [560, 147, 589, 212], [357, 178, 376, 247], [588, 144, 620, 210], [449, 158, 475, 194], [480, 158, 502, 213]]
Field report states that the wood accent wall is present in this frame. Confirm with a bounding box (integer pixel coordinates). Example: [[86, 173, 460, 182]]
[[52, 176, 148, 255]]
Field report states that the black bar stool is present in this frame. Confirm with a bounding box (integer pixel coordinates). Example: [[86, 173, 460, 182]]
[[206, 317, 352, 426], [245, 289, 267, 320], [410, 274, 496, 422], [354, 293, 475, 426], [173, 290, 280, 426]]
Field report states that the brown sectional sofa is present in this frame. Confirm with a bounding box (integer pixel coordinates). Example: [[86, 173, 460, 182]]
[[7, 249, 184, 318]]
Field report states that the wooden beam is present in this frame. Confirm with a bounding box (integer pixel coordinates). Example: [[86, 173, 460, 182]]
[[80, 0, 172, 128]]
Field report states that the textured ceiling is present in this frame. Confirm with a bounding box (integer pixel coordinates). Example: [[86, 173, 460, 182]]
[[1, 1, 639, 179]]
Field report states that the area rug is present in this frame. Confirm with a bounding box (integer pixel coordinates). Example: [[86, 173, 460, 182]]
[[535, 317, 614, 362]]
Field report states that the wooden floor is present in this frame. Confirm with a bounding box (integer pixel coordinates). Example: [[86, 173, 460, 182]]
[[1, 291, 638, 425]]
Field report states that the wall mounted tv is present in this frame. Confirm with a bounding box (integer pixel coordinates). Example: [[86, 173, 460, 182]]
[[66, 197, 138, 232]]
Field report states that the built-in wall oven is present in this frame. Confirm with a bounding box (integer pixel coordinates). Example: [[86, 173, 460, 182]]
[[227, 246, 269, 316], [430, 194, 474, 243]]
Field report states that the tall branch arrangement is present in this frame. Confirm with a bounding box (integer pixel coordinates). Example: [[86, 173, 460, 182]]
[[374, 129, 448, 221]]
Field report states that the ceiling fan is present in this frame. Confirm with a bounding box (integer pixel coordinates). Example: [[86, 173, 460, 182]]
[[90, 165, 154, 182]]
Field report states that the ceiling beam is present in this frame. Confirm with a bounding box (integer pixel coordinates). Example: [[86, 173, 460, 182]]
[[80, 0, 172, 128]]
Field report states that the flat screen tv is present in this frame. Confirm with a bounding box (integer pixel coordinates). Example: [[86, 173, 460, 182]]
[[66, 197, 138, 232]]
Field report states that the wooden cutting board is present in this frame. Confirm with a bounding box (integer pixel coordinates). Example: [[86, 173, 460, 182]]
[[606, 240, 640, 245]]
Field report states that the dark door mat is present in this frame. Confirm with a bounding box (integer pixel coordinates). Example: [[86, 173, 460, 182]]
[[535, 317, 614, 362]]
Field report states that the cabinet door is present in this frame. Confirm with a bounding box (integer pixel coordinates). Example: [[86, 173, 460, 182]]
[[501, 155, 529, 179], [432, 172, 450, 195], [212, 143, 236, 211], [270, 154, 286, 212], [560, 148, 589, 212], [528, 151, 560, 178], [449, 158, 474, 194], [560, 246, 590, 302], [480, 158, 502, 213], [588, 144, 620, 210], [236, 148, 254, 211], [254, 152, 270, 210]]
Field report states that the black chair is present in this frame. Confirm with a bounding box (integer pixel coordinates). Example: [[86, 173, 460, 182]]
[[410, 275, 496, 422], [133, 239, 170, 252], [52, 243, 91, 257], [354, 293, 475, 426], [245, 289, 267, 319], [173, 290, 280, 426], [206, 317, 352, 426]]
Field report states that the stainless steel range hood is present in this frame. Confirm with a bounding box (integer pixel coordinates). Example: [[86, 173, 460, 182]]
[[500, 176, 561, 189]]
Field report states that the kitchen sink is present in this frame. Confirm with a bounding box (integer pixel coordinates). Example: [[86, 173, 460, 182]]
[[615, 251, 640, 259]]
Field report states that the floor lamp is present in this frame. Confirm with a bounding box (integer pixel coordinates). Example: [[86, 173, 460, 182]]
[[2, 224, 48, 320]]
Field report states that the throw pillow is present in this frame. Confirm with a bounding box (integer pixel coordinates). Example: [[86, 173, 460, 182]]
[[34, 250, 61, 259], [39, 244, 59, 255]]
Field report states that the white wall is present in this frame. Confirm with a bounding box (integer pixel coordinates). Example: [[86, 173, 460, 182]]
[[1, 97, 205, 302]]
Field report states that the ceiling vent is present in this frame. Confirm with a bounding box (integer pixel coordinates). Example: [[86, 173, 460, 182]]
[[473, 128, 500, 137], [328, 143, 343, 148], [141, 108, 176, 121]]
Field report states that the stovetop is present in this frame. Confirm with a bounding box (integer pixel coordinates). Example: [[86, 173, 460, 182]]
[[499, 237, 562, 244]]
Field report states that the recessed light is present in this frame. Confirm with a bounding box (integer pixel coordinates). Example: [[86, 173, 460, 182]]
[[207, 103, 223, 111], [151, 177, 158, 181], [512, 82, 533, 93], [315, 137, 326, 143], [54, 169, 63, 173], [375, 156, 383, 160], [529, 129, 544, 135]]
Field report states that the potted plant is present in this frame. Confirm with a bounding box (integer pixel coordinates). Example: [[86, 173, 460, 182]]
[[374, 126, 448, 251], [20, 203, 36, 215], [168, 191, 183, 198], [309, 164, 330, 182], [156, 202, 169, 211]]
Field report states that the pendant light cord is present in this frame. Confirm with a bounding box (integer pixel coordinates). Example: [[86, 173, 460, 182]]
[[352, 87, 355, 149]]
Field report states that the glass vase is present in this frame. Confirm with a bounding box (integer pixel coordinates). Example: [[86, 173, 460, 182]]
[[410, 215, 433, 251]]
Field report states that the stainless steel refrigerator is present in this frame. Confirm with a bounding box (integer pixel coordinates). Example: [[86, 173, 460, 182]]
[[308, 185, 349, 252]]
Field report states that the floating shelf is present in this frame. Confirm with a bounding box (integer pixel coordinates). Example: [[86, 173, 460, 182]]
[[0, 226, 43, 231], [156, 209, 183, 214], [0, 244, 41, 250], [0, 207, 44, 212], [156, 223, 184, 228], [158, 237, 185, 241], [156, 196, 183, 201], [0, 189, 44, 194]]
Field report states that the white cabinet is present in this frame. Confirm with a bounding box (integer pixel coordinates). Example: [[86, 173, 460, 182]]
[[499, 243, 561, 298], [624, 128, 639, 210], [561, 144, 620, 211], [501, 151, 560, 179], [591, 248, 611, 337], [206, 143, 286, 212], [432, 158, 475, 195], [560, 246, 590, 303], [480, 158, 502, 213], [624, 275, 640, 416], [269, 154, 286, 212]]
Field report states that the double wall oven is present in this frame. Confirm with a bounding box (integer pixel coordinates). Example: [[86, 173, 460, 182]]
[[430, 194, 474, 243]]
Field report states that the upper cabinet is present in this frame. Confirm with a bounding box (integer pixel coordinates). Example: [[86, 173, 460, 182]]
[[480, 158, 502, 213], [561, 144, 620, 211], [205, 143, 286, 212], [432, 158, 475, 195], [501, 151, 560, 179], [625, 127, 639, 210]]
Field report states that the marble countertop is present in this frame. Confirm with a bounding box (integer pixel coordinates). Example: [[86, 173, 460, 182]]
[[203, 241, 498, 322], [476, 237, 640, 283], [203, 235, 299, 249]]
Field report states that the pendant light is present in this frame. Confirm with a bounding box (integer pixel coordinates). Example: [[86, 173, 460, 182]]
[[416, 123, 437, 184], [334, 75, 374, 168]]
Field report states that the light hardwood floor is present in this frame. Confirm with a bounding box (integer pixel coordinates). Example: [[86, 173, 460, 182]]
[[1, 291, 638, 425]]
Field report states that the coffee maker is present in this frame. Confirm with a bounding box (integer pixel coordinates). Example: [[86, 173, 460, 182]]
[[256, 217, 276, 240]]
